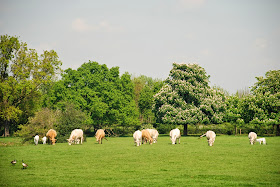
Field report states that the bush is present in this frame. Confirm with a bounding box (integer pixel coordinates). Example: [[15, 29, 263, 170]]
[[15, 108, 59, 143], [54, 103, 90, 143]]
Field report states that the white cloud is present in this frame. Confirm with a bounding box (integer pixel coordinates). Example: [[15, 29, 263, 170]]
[[72, 18, 91, 32], [255, 38, 267, 49]]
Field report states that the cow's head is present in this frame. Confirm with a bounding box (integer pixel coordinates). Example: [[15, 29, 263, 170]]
[[67, 139, 74, 145], [208, 139, 214, 146], [51, 138, 56, 145]]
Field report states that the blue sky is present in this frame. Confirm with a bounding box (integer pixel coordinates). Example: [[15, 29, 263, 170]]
[[1, 0, 279, 94]]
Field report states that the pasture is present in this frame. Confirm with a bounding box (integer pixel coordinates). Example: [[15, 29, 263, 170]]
[[0, 135, 280, 186]]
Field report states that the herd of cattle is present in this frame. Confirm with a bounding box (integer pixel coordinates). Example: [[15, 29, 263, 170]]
[[33, 128, 266, 146]]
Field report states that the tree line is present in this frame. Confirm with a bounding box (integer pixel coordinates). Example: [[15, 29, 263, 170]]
[[1, 35, 279, 141]]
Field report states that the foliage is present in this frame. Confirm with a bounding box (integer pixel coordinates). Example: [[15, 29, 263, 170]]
[[1, 136, 280, 186], [153, 63, 226, 134], [238, 70, 280, 135], [132, 75, 163, 125], [14, 108, 59, 143], [55, 102, 90, 143], [0, 35, 62, 136], [43, 61, 140, 132]]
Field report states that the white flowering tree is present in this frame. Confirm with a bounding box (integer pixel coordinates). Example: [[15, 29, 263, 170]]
[[153, 63, 226, 135]]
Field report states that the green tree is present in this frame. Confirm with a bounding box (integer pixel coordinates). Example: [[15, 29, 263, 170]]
[[132, 75, 163, 126], [249, 70, 280, 135], [0, 35, 62, 136], [153, 63, 226, 135], [44, 61, 139, 134]]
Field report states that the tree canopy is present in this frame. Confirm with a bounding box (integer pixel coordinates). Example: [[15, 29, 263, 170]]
[[0, 35, 62, 136], [44, 61, 140, 133], [153, 63, 226, 135]]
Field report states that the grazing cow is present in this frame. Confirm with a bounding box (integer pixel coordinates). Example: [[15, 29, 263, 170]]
[[256, 138, 266, 145], [67, 129, 84, 145], [248, 132, 257, 145], [141, 129, 153, 145], [170, 128, 181, 145], [95, 129, 107, 144], [42, 136, 47, 144], [133, 130, 142, 146], [200, 130, 216, 146], [34, 135, 39, 145], [147, 129, 159, 143], [46, 129, 57, 145]]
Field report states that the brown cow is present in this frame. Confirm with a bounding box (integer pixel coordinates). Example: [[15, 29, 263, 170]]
[[141, 129, 153, 145], [46, 129, 57, 145], [95, 129, 107, 144]]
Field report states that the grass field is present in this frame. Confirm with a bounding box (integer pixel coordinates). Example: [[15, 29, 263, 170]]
[[0, 135, 280, 186]]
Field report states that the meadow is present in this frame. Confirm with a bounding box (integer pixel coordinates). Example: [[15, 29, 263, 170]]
[[0, 135, 280, 186]]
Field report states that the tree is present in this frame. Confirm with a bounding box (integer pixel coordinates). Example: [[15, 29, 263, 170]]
[[249, 70, 280, 135], [153, 63, 226, 135], [0, 35, 62, 136], [44, 61, 139, 134], [132, 75, 164, 125]]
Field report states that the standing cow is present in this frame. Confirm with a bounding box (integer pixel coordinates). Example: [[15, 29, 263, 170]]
[[46, 129, 57, 145], [200, 130, 216, 146], [133, 130, 142, 146], [147, 129, 159, 143], [95, 129, 107, 144], [248, 132, 257, 145], [67, 129, 84, 145], [170, 128, 181, 145]]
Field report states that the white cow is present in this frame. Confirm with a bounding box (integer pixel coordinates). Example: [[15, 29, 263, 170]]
[[256, 138, 266, 145], [147, 129, 159, 143], [200, 130, 216, 146], [248, 132, 257, 145], [42, 136, 47, 144], [34, 135, 39, 145], [133, 130, 142, 146], [67, 129, 84, 145], [170, 128, 181, 145]]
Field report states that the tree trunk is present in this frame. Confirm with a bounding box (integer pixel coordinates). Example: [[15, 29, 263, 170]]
[[4, 120, 10, 137], [183, 124, 188, 136], [276, 124, 280, 136]]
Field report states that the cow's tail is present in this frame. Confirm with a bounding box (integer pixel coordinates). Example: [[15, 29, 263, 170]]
[[104, 137, 108, 141], [199, 133, 206, 139]]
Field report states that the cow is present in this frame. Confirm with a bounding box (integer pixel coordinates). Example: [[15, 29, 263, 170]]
[[34, 135, 39, 145], [42, 136, 47, 144], [248, 132, 257, 145], [46, 129, 57, 145], [67, 129, 84, 145], [95, 129, 107, 144], [170, 128, 181, 145], [133, 130, 142, 146], [147, 129, 159, 143], [141, 129, 153, 145], [200, 130, 216, 146], [256, 138, 266, 145]]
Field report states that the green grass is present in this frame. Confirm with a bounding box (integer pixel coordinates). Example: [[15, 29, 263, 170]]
[[0, 135, 280, 186]]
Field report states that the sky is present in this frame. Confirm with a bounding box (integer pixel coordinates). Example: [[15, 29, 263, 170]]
[[0, 0, 279, 94]]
